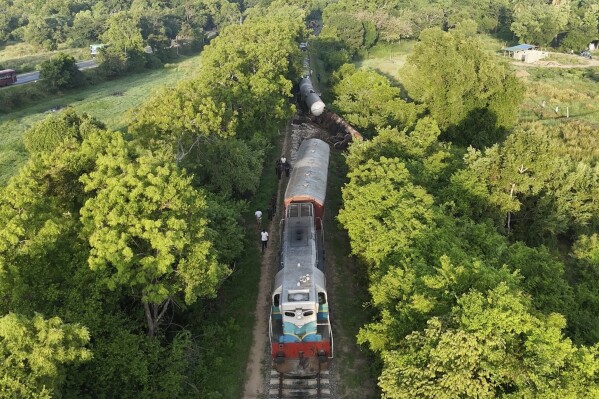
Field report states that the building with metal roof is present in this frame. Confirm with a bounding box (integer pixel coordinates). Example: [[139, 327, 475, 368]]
[[501, 43, 548, 63]]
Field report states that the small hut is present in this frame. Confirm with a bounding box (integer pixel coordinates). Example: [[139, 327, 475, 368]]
[[502, 44, 547, 63]]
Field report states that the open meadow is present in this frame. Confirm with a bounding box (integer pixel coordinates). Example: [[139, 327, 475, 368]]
[[518, 66, 599, 125], [356, 41, 415, 86], [0, 55, 201, 185]]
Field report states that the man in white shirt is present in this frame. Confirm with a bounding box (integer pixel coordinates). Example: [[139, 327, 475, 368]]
[[255, 210, 262, 226], [261, 230, 269, 253]]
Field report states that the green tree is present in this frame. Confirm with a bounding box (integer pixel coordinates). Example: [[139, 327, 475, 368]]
[[23, 108, 105, 155], [404, 26, 524, 147], [23, 14, 66, 50], [379, 284, 599, 398], [332, 64, 419, 136], [0, 313, 91, 397], [39, 53, 85, 91], [68, 10, 104, 47], [338, 156, 435, 266], [128, 81, 237, 163], [511, 1, 569, 46], [448, 122, 599, 241], [80, 146, 228, 336], [188, 137, 266, 197], [101, 11, 144, 55]]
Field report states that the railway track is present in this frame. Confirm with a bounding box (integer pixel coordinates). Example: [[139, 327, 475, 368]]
[[268, 369, 331, 399]]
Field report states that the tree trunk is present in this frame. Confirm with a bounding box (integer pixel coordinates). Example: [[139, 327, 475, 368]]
[[143, 298, 171, 337]]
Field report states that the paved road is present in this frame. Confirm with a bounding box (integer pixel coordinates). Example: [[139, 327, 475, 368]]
[[14, 59, 98, 85]]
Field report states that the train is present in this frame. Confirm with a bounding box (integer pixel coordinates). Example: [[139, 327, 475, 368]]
[[270, 138, 333, 375], [0, 69, 17, 87], [299, 48, 325, 116], [299, 76, 325, 116]]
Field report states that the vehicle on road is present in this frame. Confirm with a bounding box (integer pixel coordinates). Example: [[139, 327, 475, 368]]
[[0, 69, 17, 87]]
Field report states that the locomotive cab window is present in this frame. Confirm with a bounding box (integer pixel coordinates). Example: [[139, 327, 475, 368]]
[[288, 290, 309, 302], [318, 292, 326, 305], [288, 204, 299, 218], [273, 294, 280, 307], [300, 203, 312, 217]]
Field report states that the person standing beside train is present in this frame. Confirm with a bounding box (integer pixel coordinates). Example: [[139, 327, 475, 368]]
[[255, 210, 262, 226], [275, 159, 282, 179], [280, 156, 287, 179], [261, 229, 269, 253]]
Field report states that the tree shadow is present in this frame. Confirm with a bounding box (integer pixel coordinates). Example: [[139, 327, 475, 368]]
[[444, 108, 508, 149]]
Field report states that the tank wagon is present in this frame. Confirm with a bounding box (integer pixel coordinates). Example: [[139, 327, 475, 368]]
[[299, 77, 325, 116], [270, 139, 333, 375]]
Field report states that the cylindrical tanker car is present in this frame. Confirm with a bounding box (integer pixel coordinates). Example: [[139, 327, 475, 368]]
[[270, 138, 333, 374], [299, 77, 325, 116]]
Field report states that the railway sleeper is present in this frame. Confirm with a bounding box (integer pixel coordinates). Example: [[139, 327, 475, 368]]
[[268, 390, 331, 399]]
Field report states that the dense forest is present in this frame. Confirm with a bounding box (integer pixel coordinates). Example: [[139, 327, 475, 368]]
[[0, 0, 598, 397], [324, 4, 599, 399], [0, 1, 308, 397]]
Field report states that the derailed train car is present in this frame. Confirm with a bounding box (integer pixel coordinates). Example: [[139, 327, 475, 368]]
[[299, 77, 325, 116], [270, 139, 333, 374]]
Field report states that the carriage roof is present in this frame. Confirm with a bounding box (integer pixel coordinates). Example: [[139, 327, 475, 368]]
[[284, 139, 330, 208]]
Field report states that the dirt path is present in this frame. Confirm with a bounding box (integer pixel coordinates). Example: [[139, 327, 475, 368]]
[[512, 58, 599, 69], [242, 128, 290, 399]]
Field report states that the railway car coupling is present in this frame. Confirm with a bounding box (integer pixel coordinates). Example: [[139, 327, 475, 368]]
[[318, 350, 327, 363], [275, 351, 285, 364], [298, 351, 308, 370]]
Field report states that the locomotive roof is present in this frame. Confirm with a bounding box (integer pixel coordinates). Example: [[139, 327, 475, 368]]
[[276, 204, 325, 305], [284, 139, 330, 207]]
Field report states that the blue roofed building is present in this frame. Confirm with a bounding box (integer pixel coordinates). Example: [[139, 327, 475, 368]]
[[501, 43, 548, 63]]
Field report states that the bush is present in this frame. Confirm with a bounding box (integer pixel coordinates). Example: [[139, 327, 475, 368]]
[[39, 52, 85, 91], [0, 84, 48, 112], [145, 53, 163, 69]]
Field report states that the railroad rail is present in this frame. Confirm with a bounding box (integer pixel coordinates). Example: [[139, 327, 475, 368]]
[[269, 369, 331, 399]]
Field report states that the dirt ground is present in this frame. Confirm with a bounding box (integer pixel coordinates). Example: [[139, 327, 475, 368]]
[[512, 55, 599, 69], [241, 116, 378, 398]]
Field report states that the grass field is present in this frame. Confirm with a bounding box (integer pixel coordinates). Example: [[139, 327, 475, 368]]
[[356, 41, 415, 84], [0, 42, 89, 73], [0, 55, 202, 185], [519, 67, 599, 125]]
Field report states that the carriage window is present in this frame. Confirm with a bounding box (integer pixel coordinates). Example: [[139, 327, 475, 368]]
[[273, 294, 280, 307]]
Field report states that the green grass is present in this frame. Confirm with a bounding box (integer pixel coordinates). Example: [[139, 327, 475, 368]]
[[0, 42, 89, 73], [544, 52, 591, 66], [0, 55, 202, 185], [518, 67, 599, 125], [356, 41, 415, 82]]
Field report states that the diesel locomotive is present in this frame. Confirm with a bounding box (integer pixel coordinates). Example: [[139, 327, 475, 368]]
[[269, 138, 333, 375]]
